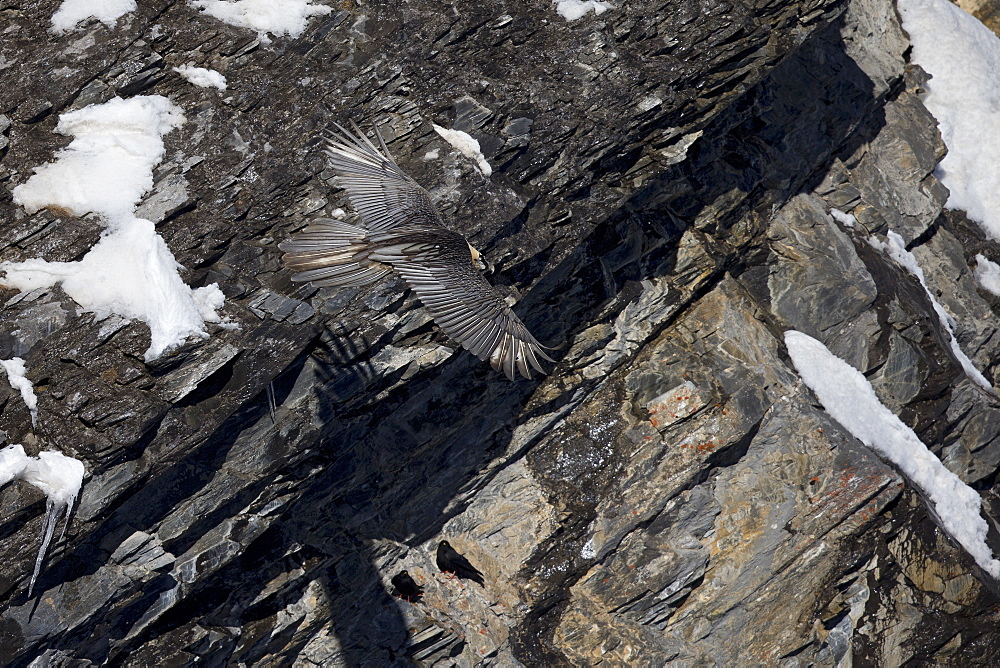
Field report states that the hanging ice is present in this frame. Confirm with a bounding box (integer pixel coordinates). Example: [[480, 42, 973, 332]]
[[0, 444, 85, 596]]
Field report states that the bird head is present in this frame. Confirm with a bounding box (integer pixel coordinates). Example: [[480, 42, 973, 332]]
[[467, 244, 494, 275], [400, 570, 409, 576], [439, 540, 450, 548]]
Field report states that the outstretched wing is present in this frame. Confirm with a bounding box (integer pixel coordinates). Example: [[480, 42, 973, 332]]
[[368, 229, 553, 380], [324, 121, 441, 231]]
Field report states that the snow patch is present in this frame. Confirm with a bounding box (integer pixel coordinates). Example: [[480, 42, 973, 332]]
[[190, 0, 333, 44], [785, 330, 1000, 579], [0, 444, 29, 486], [830, 208, 856, 228], [193, 284, 226, 323], [0, 358, 38, 427], [173, 64, 227, 90], [898, 0, 1000, 240], [2, 222, 223, 361], [554, 0, 613, 21], [12, 96, 184, 219], [432, 124, 492, 177], [2, 96, 225, 362], [51, 0, 136, 33], [974, 254, 1000, 297], [0, 444, 85, 596], [23, 451, 85, 507], [869, 230, 993, 392]]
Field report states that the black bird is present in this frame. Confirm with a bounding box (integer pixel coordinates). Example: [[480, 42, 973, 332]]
[[436, 540, 485, 586], [279, 121, 554, 380], [390, 570, 423, 602]]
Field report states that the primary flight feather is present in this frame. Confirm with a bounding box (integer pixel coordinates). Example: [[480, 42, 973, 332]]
[[280, 121, 553, 380]]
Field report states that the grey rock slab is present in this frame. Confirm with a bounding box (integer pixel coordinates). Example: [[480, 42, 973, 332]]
[[154, 342, 241, 403], [845, 91, 948, 242], [911, 227, 1000, 379], [872, 330, 929, 407], [768, 193, 878, 340]]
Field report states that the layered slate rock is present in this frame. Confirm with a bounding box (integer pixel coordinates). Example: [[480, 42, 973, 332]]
[[1, 0, 1000, 665]]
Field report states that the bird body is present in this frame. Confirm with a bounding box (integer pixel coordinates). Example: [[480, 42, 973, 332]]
[[390, 570, 424, 602], [280, 121, 552, 380], [436, 540, 485, 586]]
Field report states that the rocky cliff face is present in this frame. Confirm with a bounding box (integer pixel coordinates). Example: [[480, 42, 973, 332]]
[[2, 0, 1000, 665]]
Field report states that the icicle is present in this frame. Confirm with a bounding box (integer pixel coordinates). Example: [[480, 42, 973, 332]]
[[20, 451, 85, 597], [0, 447, 85, 596], [59, 494, 75, 542], [28, 499, 61, 598], [266, 381, 277, 423]]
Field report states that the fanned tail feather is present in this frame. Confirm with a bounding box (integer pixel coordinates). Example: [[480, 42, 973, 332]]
[[488, 327, 555, 381], [280, 219, 391, 287]]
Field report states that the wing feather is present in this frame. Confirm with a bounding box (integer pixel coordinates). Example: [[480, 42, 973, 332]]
[[323, 121, 442, 232], [379, 233, 553, 380]]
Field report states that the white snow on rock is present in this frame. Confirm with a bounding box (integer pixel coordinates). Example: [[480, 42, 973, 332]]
[[432, 124, 492, 177], [12, 95, 184, 219], [173, 64, 228, 90], [898, 0, 1000, 240], [974, 254, 1000, 297], [785, 330, 1000, 580], [829, 208, 857, 228], [2, 221, 224, 361], [2, 96, 225, 362], [0, 444, 85, 596], [22, 450, 86, 508], [0, 358, 38, 428], [869, 230, 993, 392], [51, 0, 136, 33], [0, 444, 29, 486], [554, 0, 613, 21], [190, 0, 333, 44], [193, 282, 227, 323]]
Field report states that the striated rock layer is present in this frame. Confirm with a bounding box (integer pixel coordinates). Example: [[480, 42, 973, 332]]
[[1, 0, 999, 665]]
